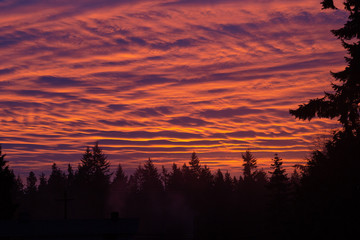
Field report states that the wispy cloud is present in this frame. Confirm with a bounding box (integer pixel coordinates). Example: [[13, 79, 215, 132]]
[[0, 0, 346, 176]]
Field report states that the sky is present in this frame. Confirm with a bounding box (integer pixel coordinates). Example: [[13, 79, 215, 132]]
[[0, 0, 347, 177]]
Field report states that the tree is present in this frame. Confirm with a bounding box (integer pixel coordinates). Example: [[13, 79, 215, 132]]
[[165, 163, 183, 192], [242, 150, 257, 183], [112, 164, 128, 185], [189, 151, 201, 178], [74, 142, 111, 218], [77, 142, 111, 184], [268, 154, 289, 203], [25, 171, 37, 194], [136, 158, 163, 193], [267, 154, 290, 240], [48, 163, 66, 192], [38, 173, 47, 192], [108, 164, 128, 216], [289, 0, 360, 136], [67, 164, 74, 187], [0, 145, 17, 219], [289, 2, 360, 236]]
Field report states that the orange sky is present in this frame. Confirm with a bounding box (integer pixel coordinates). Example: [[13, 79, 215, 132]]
[[0, 0, 347, 177]]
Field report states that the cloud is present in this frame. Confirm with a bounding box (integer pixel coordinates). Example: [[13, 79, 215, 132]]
[[199, 107, 262, 118], [107, 104, 128, 112], [99, 120, 136, 126], [130, 107, 172, 117], [0, 30, 37, 48], [0, 67, 16, 75], [0, 0, 344, 176], [36, 76, 83, 87], [151, 38, 197, 50], [168, 116, 210, 126]]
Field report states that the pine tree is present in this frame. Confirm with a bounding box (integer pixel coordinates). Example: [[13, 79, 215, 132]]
[[48, 163, 66, 191], [289, 2, 360, 236], [78, 142, 111, 183], [25, 171, 37, 194], [0, 145, 17, 219], [165, 163, 183, 192], [108, 164, 128, 216], [74, 142, 111, 218], [290, 0, 360, 136], [112, 164, 127, 185], [268, 154, 289, 196], [242, 150, 257, 183], [267, 154, 290, 240], [189, 151, 201, 178], [137, 158, 163, 193], [38, 173, 47, 192]]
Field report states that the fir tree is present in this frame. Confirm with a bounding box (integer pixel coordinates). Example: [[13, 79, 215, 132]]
[[38, 173, 47, 192], [290, 0, 360, 136], [0, 145, 17, 219], [25, 171, 37, 194], [242, 150, 257, 183], [189, 151, 201, 178], [268, 154, 289, 197]]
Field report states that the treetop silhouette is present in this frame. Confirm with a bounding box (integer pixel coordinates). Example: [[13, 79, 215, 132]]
[[242, 150, 257, 182]]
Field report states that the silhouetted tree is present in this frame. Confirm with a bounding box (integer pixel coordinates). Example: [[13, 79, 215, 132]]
[[289, 1, 360, 237], [165, 163, 183, 192], [74, 142, 111, 218], [77, 142, 111, 184], [48, 163, 66, 192], [290, 0, 360, 136], [241, 150, 257, 183], [267, 154, 289, 216], [0, 145, 17, 219], [38, 173, 47, 192], [135, 158, 163, 193], [15, 175, 24, 194], [108, 164, 128, 217], [127, 158, 164, 235], [66, 164, 74, 188], [189, 151, 201, 180], [25, 171, 37, 195]]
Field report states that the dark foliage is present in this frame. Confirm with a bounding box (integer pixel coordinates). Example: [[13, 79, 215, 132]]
[[0, 145, 17, 219], [290, 0, 360, 136], [289, 1, 360, 237]]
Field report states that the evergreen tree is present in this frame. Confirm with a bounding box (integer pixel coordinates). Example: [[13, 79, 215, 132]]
[[136, 158, 163, 193], [290, 0, 360, 136], [289, 1, 360, 236], [74, 142, 111, 218], [77, 142, 111, 184], [242, 150, 257, 183], [25, 171, 37, 194], [108, 164, 128, 216], [16, 175, 24, 194], [267, 154, 290, 240], [112, 163, 128, 185], [189, 151, 201, 178], [38, 173, 47, 192], [164, 163, 183, 192], [48, 163, 66, 191], [67, 164, 74, 187], [268, 154, 289, 205], [0, 145, 17, 219]]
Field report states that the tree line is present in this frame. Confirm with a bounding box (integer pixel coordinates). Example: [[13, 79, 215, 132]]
[[1, 137, 358, 238]]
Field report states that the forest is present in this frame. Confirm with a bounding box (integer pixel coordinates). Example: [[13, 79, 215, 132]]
[[1, 130, 359, 239]]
